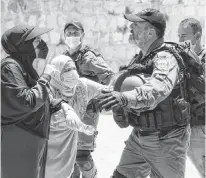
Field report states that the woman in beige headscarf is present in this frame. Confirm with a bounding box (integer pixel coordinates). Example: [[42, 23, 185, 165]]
[[45, 55, 107, 178]]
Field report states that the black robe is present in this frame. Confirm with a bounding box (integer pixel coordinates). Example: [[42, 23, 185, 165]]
[[1, 57, 51, 178]]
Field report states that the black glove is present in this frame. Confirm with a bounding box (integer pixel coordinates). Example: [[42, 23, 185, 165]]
[[119, 65, 128, 71], [37, 39, 49, 59], [50, 98, 64, 114], [98, 90, 128, 111]]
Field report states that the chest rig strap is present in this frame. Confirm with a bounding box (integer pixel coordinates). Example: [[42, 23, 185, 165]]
[[127, 45, 190, 131]]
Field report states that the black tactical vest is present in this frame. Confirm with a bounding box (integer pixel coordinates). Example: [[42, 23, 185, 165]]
[[126, 45, 190, 131], [63, 46, 101, 82]]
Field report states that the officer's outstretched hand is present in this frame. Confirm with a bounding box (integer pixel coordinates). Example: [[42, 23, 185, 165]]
[[98, 90, 128, 111]]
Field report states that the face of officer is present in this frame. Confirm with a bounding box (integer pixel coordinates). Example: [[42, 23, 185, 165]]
[[178, 24, 201, 51], [129, 22, 157, 49], [64, 25, 85, 50]]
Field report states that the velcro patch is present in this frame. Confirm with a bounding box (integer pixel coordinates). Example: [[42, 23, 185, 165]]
[[155, 55, 169, 72]]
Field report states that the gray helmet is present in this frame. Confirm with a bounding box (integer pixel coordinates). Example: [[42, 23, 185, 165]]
[[111, 70, 150, 128], [113, 70, 149, 92]]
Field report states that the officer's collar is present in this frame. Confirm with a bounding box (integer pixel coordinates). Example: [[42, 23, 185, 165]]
[[144, 37, 164, 57]]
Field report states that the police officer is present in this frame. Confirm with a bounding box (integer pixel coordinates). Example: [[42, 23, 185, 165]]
[[99, 8, 191, 178], [178, 18, 205, 178], [63, 20, 114, 178]]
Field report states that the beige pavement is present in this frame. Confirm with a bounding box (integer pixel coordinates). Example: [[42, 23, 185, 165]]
[[92, 113, 201, 178]]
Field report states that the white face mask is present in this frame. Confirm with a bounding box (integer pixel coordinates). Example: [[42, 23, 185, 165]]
[[58, 70, 79, 96], [65, 37, 81, 49], [32, 58, 47, 76]]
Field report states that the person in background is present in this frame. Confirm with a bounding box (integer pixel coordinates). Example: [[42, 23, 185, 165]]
[[63, 20, 114, 178], [178, 18, 205, 178]]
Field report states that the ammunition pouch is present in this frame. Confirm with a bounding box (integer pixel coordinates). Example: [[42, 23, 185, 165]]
[[112, 107, 129, 128], [126, 96, 190, 132]]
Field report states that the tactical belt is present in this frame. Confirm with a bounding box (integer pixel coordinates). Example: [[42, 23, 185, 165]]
[[135, 125, 186, 137], [129, 109, 189, 132]]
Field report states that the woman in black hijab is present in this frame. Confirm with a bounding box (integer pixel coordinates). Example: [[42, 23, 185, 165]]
[[1, 24, 58, 178]]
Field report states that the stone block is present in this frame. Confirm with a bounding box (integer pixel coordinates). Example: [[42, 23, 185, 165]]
[[28, 15, 37, 26], [65, 11, 82, 23], [83, 31, 99, 47], [4, 21, 15, 31], [116, 16, 127, 27], [38, 14, 46, 28], [92, 1, 104, 15], [99, 45, 114, 60], [198, 0, 205, 5], [23, 0, 42, 15], [49, 31, 61, 45], [108, 16, 118, 32], [104, 1, 118, 15], [61, 0, 75, 13], [46, 13, 57, 29], [56, 14, 67, 31], [75, 1, 94, 15], [8, 0, 19, 13], [99, 32, 110, 44], [111, 32, 123, 44], [82, 16, 98, 31], [196, 6, 205, 17], [182, 0, 197, 5], [1, 1, 6, 14], [112, 45, 127, 60], [131, 2, 152, 12], [113, 4, 126, 15], [122, 32, 130, 44], [182, 6, 196, 16], [95, 15, 109, 32], [162, 0, 179, 5]]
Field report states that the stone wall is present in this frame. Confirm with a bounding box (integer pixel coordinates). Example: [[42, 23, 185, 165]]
[[1, 0, 205, 72]]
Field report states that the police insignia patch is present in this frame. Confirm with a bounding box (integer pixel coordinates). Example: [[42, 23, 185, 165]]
[[155, 56, 169, 71]]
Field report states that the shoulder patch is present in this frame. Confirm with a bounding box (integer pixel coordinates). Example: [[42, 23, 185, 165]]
[[154, 55, 169, 72]]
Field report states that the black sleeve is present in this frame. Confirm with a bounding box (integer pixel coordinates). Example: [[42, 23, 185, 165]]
[[1, 63, 50, 124]]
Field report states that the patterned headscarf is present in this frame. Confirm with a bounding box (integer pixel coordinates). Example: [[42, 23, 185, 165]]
[[49, 55, 79, 97]]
